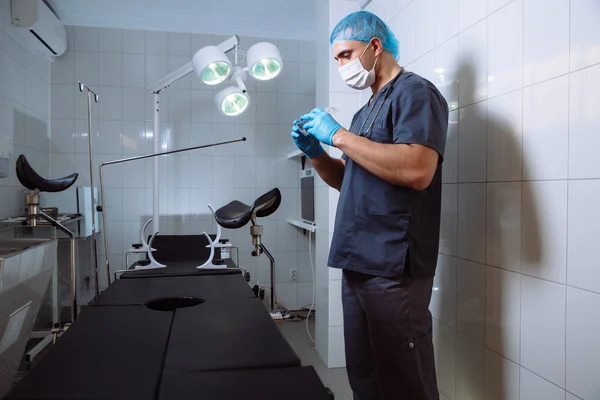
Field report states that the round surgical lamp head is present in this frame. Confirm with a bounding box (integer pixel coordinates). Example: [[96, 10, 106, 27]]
[[192, 45, 232, 85], [215, 86, 249, 116], [246, 42, 283, 81]]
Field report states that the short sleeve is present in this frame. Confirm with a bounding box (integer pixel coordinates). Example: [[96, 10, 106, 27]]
[[391, 80, 449, 161]]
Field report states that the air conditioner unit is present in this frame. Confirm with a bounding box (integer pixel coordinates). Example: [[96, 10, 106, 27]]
[[9, 0, 67, 59]]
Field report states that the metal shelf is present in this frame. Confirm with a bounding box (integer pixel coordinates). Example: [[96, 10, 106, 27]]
[[287, 219, 317, 232], [286, 149, 303, 159]]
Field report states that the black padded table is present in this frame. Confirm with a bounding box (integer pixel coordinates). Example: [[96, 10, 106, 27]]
[[7, 231, 332, 399], [5, 306, 173, 400], [165, 297, 300, 372], [6, 299, 305, 399], [91, 274, 255, 306], [159, 367, 332, 400], [120, 260, 240, 279]]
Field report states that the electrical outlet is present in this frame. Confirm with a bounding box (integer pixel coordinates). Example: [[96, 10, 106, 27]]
[[290, 268, 297, 281]]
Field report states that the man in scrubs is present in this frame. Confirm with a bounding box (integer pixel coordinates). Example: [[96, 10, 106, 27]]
[[291, 11, 449, 400]]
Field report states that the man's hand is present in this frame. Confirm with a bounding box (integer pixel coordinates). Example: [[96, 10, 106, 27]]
[[299, 108, 343, 147], [291, 120, 324, 158]]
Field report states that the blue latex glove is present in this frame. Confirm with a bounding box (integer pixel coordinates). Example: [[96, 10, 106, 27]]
[[300, 108, 342, 147], [291, 120, 324, 158]]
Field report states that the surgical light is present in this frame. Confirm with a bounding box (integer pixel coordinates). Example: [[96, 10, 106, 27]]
[[246, 42, 282, 81], [216, 86, 249, 116], [192, 45, 232, 85]]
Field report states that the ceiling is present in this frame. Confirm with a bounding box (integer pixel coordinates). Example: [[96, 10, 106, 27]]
[[47, 0, 318, 41]]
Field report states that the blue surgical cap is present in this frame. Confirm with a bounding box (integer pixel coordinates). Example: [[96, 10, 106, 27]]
[[330, 11, 400, 61]]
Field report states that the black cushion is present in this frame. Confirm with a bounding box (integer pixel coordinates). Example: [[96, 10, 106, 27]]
[[16, 154, 78, 193], [91, 274, 255, 306], [159, 367, 333, 400], [165, 297, 300, 372], [5, 306, 172, 400], [254, 188, 282, 218], [145, 234, 215, 263], [214, 188, 281, 229], [213, 200, 253, 229]]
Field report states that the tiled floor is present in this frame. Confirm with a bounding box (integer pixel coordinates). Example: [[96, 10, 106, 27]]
[[277, 320, 354, 400]]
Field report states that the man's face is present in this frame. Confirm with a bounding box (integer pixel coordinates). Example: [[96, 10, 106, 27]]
[[332, 40, 376, 69]]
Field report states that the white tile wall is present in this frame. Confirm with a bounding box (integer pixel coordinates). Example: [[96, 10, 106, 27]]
[[521, 275, 566, 387], [49, 26, 316, 302], [457, 259, 485, 343], [456, 333, 485, 399], [486, 182, 522, 272], [487, 0, 522, 98], [520, 367, 566, 400], [484, 349, 520, 400], [522, 0, 569, 86], [433, 320, 457, 398], [570, 0, 600, 71], [458, 102, 486, 182], [569, 64, 600, 179], [434, 0, 459, 47], [485, 266, 520, 363], [522, 76, 569, 180], [457, 183, 486, 263], [0, 0, 50, 227], [440, 184, 458, 256], [486, 90, 523, 182], [323, 0, 600, 397], [458, 20, 487, 107], [567, 179, 600, 293], [431, 254, 457, 329], [566, 286, 600, 399]]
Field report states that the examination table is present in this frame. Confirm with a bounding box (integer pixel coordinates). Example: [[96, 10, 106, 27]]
[[6, 236, 333, 399]]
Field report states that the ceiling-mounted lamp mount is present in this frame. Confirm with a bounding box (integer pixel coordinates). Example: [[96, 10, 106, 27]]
[[231, 66, 248, 93]]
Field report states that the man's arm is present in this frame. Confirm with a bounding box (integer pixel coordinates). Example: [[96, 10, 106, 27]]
[[309, 152, 346, 191], [332, 129, 439, 190]]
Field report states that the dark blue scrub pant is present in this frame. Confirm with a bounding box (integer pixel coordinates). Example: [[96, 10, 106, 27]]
[[342, 269, 439, 400]]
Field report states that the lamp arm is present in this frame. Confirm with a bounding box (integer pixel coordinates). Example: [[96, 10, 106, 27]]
[[149, 35, 240, 94], [216, 35, 240, 54]]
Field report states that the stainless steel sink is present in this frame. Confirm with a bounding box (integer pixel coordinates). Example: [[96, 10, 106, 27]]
[[0, 248, 20, 256], [0, 239, 51, 258], [0, 237, 57, 397]]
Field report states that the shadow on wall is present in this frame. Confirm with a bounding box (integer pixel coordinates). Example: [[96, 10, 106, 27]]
[[439, 60, 543, 399]]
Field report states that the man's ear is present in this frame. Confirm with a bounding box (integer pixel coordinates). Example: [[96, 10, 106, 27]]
[[371, 38, 384, 57]]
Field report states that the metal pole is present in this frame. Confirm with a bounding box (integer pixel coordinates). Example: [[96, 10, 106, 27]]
[[39, 212, 77, 323], [153, 93, 160, 234], [99, 164, 109, 290], [78, 82, 100, 297], [260, 243, 275, 314], [69, 236, 76, 321], [99, 137, 247, 280]]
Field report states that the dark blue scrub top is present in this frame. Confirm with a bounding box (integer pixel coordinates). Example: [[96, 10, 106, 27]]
[[328, 70, 449, 279]]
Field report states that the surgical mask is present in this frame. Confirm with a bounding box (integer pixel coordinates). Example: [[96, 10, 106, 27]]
[[338, 40, 379, 90]]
